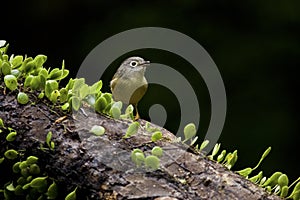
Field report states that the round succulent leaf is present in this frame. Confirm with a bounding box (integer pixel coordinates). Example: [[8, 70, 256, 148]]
[[17, 92, 29, 104], [6, 131, 17, 141], [123, 122, 139, 138], [59, 88, 68, 103], [145, 155, 160, 170], [131, 149, 145, 167], [33, 55, 47, 69], [183, 123, 197, 141], [151, 131, 163, 142], [11, 55, 23, 68], [110, 106, 121, 119], [29, 177, 47, 188], [1, 61, 11, 75], [4, 74, 18, 91], [70, 96, 81, 111], [24, 75, 33, 88], [11, 69, 21, 78], [90, 125, 105, 136], [278, 174, 289, 187], [4, 149, 18, 159], [26, 156, 39, 165], [95, 96, 107, 113], [151, 146, 163, 157]]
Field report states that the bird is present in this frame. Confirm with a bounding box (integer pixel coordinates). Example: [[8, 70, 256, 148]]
[[110, 56, 150, 120]]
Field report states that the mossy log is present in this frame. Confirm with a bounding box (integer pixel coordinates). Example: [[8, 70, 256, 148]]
[[0, 88, 282, 200]]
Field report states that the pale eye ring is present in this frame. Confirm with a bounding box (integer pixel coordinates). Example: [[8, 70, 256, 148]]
[[130, 61, 138, 67]]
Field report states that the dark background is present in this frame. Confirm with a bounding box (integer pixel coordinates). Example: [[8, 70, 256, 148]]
[[2, 1, 299, 181]]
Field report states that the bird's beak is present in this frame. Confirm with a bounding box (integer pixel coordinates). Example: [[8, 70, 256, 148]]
[[141, 60, 150, 66]]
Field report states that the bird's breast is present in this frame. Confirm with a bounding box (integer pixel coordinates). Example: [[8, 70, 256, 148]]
[[111, 76, 148, 105]]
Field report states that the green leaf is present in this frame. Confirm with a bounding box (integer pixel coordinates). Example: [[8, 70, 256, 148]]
[[46, 131, 52, 148], [6, 131, 17, 142], [24, 60, 36, 73], [123, 122, 139, 138], [11, 55, 23, 68], [45, 80, 58, 98], [183, 123, 196, 142], [236, 167, 253, 177], [70, 96, 81, 111], [72, 78, 85, 94], [47, 181, 58, 199], [38, 92, 45, 99], [11, 69, 21, 78], [151, 131, 162, 142], [112, 101, 122, 110], [17, 92, 29, 104], [38, 68, 48, 78], [4, 149, 18, 159], [216, 150, 226, 163], [47, 68, 60, 80], [24, 75, 33, 88], [29, 177, 47, 188], [33, 55, 47, 69], [79, 83, 90, 99], [4, 74, 18, 91], [65, 78, 75, 91], [19, 161, 28, 169], [59, 88, 68, 103], [12, 162, 21, 173], [278, 174, 289, 187], [207, 143, 221, 160], [61, 102, 70, 111], [6, 183, 15, 192], [90, 125, 105, 136], [29, 164, 41, 175], [262, 172, 282, 187], [249, 171, 263, 183], [288, 181, 300, 199], [110, 106, 121, 119], [225, 150, 238, 170], [151, 146, 163, 157], [30, 76, 41, 90], [199, 140, 209, 151], [95, 97, 107, 113], [50, 90, 60, 103], [1, 61, 11, 75], [20, 57, 33, 73], [124, 104, 134, 120], [131, 149, 145, 167], [26, 156, 38, 165], [65, 187, 77, 200], [280, 185, 289, 198], [145, 155, 160, 170], [14, 185, 24, 196], [102, 93, 112, 104], [90, 80, 102, 94], [50, 141, 55, 149], [0, 117, 5, 128], [253, 147, 271, 171]]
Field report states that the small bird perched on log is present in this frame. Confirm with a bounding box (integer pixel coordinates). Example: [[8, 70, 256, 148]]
[[110, 56, 150, 120]]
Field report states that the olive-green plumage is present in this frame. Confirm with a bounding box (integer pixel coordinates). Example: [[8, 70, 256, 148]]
[[110, 56, 150, 120]]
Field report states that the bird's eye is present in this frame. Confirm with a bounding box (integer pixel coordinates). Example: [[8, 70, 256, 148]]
[[130, 61, 138, 67]]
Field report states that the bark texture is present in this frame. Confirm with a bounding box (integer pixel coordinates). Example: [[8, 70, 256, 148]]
[[0, 88, 282, 200]]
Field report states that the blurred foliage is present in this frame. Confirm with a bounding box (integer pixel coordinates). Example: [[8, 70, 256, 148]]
[[2, 0, 299, 181]]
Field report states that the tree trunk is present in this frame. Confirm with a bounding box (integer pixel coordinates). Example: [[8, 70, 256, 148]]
[[0, 87, 282, 200]]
